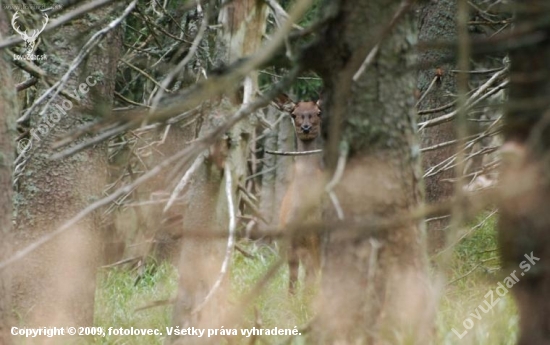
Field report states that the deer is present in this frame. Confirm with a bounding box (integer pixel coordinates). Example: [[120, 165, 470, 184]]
[[275, 94, 324, 295], [11, 11, 48, 57]]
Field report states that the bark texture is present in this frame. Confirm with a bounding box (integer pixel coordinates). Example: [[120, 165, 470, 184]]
[[417, 0, 457, 253], [11, 11, 120, 327], [258, 106, 294, 232], [136, 124, 198, 264], [137, 7, 207, 264], [304, 0, 432, 343], [497, 1, 550, 344], [0, 10, 17, 345]]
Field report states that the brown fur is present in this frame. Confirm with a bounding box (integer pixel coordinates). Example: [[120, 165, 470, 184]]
[[276, 96, 324, 294]]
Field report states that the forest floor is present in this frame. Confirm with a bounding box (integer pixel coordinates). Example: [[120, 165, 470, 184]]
[[91, 211, 516, 345]]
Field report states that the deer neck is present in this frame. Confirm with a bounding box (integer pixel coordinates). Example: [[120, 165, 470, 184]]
[[294, 138, 322, 172], [296, 137, 319, 151]]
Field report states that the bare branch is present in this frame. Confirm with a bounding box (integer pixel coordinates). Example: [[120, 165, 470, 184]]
[[0, 65, 302, 271], [265, 149, 322, 156], [163, 152, 206, 213]]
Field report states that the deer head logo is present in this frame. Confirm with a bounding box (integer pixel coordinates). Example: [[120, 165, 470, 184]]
[[11, 11, 48, 57]]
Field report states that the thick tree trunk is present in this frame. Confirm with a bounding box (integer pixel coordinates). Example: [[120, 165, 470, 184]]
[[258, 106, 294, 230], [304, 0, 432, 342], [170, 0, 266, 340], [497, 2, 550, 345], [11, 12, 120, 327], [133, 7, 206, 264], [258, 107, 279, 227], [134, 124, 199, 264], [0, 10, 17, 345], [275, 115, 295, 223], [417, 0, 457, 253]]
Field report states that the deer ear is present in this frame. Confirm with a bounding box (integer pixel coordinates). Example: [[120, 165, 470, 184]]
[[273, 93, 296, 113], [316, 91, 324, 110]]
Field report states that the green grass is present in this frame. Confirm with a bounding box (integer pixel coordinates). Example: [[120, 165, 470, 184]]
[[436, 211, 519, 344], [91, 211, 518, 344], [228, 244, 314, 344], [93, 262, 177, 344], [93, 244, 313, 344]]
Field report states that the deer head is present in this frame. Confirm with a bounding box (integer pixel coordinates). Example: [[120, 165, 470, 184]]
[[275, 94, 322, 141], [11, 11, 48, 55]]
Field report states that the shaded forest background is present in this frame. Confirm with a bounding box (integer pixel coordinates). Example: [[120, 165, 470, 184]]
[[0, 0, 549, 344]]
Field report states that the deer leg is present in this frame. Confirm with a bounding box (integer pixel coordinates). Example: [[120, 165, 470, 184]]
[[304, 234, 321, 290], [288, 241, 300, 295]]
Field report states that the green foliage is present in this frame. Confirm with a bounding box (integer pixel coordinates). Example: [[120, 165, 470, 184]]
[[259, 0, 324, 101], [259, 69, 323, 101], [280, 0, 322, 26], [291, 75, 323, 101]]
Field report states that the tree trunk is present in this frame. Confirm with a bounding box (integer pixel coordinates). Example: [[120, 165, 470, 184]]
[[497, 1, 550, 344], [131, 6, 208, 265], [258, 107, 279, 227], [170, 0, 266, 340], [11, 11, 120, 327], [304, 0, 432, 342], [0, 10, 17, 344], [417, 0, 457, 253], [258, 105, 294, 231]]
